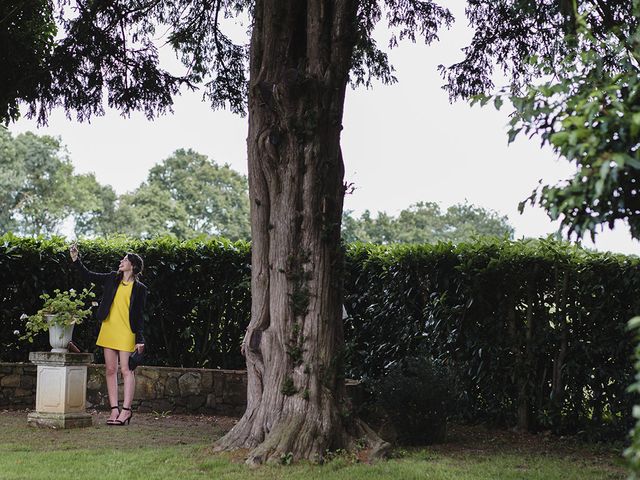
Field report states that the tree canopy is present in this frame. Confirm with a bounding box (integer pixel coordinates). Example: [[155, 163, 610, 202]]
[[0, 0, 455, 124], [0, 130, 250, 240], [0, 0, 57, 123], [4, 2, 635, 127], [0, 128, 114, 236], [441, 1, 635, 102], [115, 149, 250, 240], [480, 2, 640, 241], [342, 201, 513, 244]]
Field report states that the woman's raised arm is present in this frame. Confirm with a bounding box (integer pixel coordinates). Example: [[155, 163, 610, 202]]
[[70, 244, 112, 284]]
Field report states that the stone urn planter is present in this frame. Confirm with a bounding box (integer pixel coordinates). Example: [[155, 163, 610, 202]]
[[46, 314, 75, 353]]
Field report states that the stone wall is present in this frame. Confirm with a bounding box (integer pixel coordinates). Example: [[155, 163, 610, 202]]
[[0, 362, 247, 416], [0, 363, 36, 408]]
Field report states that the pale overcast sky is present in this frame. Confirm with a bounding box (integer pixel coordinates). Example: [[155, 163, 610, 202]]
[[8, 0, 640, 255]]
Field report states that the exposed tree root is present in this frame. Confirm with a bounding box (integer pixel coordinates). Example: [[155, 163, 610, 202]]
[[214, 407, 390, 465]]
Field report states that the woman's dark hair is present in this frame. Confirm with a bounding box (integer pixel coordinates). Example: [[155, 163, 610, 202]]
[[126, 253, 144, 275], [116, 252, 144, 282]]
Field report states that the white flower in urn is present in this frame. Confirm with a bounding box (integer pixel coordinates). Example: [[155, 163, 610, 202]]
[[92, 301, 99, 307], [18, 314, 28, 334]]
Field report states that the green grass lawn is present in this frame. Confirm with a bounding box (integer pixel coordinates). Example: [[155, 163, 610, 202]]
[[0, 409, 626, 480]]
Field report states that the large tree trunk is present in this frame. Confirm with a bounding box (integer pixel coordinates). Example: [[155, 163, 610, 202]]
[[214, 0, 389, 464]]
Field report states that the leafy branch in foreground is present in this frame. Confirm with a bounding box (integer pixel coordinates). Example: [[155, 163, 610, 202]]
[[474, 10, 640, 241]]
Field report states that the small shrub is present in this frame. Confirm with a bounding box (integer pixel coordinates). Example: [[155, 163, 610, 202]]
[[370, 356, 453, 446]]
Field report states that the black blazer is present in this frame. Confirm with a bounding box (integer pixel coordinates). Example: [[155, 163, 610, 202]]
[[73, 258, 147, 344]]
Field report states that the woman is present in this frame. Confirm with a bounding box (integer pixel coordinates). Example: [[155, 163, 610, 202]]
[[70, 244, 147, 426]]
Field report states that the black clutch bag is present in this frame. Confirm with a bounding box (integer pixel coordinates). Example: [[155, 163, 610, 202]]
[[129, 350, 144, 371]]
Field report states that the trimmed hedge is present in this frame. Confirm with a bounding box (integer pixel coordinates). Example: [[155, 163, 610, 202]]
[[344, 238, 640, 439], [0, 234, 251, 369], [1, 234, 638, 438]]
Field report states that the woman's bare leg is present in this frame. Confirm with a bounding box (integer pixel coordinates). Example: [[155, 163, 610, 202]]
[[116, 350, 134, 422], [103, 348, 119, 422]]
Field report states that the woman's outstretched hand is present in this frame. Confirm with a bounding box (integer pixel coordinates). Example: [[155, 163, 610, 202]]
[[70, 243, 79, 262]]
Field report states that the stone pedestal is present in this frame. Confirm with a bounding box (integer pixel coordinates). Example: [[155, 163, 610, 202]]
[[27, 352, 94, 429]]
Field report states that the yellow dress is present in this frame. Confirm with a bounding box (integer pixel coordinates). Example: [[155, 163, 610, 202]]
[[96, 281, 136, 352]]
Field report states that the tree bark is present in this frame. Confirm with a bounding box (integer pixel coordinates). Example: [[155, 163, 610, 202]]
[[214, 0, 389, 464]]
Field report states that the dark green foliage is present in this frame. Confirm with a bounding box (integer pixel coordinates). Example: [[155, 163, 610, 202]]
[[370, 356, 452, 445], [1, 235, 638, 439], [0, 234, 251, 369], [343, 238, 640, 439], [0, 0, 56, 123], [1, 0, 454, 124], [458, 2, 640, 242]]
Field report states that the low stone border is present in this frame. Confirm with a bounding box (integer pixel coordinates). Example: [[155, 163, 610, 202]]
[[0, 363, 36, 408], [1, 362, 247, 416], [1, 362, 363, 417]]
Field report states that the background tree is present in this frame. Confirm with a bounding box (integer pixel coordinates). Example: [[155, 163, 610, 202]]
[[343, 201, 513, 244], [342, 209, 396, 244], [0, 132, 250, 239], [71, 172, 118, 238], [113, 182, 191, 238], [110, 149, 250, 240], [393, 201, 448, 243], [3, 0, 623, 465], [0, 128, 22, 232], [0, 129, 74, 236], [442, 202, 514, 242], [0, 128, 117, 237], [146, 149, 250, 240]]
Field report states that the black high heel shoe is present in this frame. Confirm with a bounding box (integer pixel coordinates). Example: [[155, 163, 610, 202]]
[[106, 406, 120, 425], [114, 407, 133, 426]]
